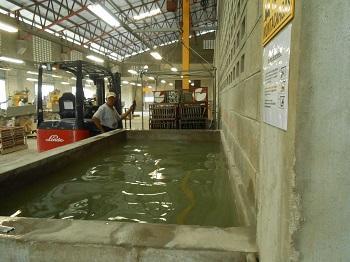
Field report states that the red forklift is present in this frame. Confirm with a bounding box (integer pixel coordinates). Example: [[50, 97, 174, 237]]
[[36, 60, 123, 152]]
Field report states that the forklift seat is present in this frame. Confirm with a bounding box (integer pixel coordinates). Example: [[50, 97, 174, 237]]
[[58, 92, 75, 119]]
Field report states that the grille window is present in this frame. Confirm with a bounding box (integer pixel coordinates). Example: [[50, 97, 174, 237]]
[[33, 36, 52, 62]]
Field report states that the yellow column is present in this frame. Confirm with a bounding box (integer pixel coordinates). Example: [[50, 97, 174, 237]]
[[182, 0, 190, 90]]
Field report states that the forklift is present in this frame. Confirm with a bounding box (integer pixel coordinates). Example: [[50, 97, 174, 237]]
[[36, 60, 123, 152]]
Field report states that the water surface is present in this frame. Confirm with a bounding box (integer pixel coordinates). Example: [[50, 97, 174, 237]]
[[1, 140, 238, 227]]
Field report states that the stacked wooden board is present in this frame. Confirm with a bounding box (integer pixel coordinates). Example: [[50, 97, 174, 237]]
[[179, 104, 207, 129], [149, 88, 208, 129], [0, 126, 28, 154], [149, 104, 177, 129]]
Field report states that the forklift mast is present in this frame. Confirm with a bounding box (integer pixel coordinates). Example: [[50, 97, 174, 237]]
[[36, 60, 119, 127]]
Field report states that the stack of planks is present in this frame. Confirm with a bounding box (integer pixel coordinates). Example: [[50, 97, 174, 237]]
[[149, 103, 178, 129], [0, 126, 28, 154]]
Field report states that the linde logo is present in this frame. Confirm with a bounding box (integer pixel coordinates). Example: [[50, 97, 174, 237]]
[[45, 135, 64, 143]]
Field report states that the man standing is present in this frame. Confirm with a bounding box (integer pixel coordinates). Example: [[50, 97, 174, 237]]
[[92, 92, 135, 133]]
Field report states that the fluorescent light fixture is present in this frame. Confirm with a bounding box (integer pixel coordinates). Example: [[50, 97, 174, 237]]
[[0, 8, 8, 15], [27, 71, 38, 75], [150, 52, 162, 60], [130, 82, 136, 86], [51, 74, 62, 78], [161, 80, 166, 84], [134, 8, 161, 20], [137, 83, 142, 87], [61, 82, 69, 85], [122, 80, 129, 84], [86, 55, 104, 63], [26, 78, 38, 82], [0, 56, 24, 64], [0, 67, 10, 71], [169, 83, 173, 86], [171, 67, 178, 72], [148, 76, 155, 80], [0, 21, 18, 33], [88, 4, 120, 27], [128, 69, 138, 75]]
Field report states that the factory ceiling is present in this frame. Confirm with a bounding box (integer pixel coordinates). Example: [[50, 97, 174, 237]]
[[0, 0, 217, 62]]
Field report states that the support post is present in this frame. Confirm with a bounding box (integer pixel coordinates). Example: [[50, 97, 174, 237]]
[[96, 78, 104, 107], [141, 74, 144, 130], [75, 61, 84, 129], [37, 65, 44, 126], [182, 0, 190, 90], [111, 73, 123, 128]]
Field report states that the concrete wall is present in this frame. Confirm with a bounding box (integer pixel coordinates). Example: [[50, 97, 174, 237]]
[[0, 15, 120, 108], [215, 0, 261, 226], [216, 0, 350, 261], [215, 0, 302, 261], [0, 32, 104, 107], [294, 1, 350, 261]]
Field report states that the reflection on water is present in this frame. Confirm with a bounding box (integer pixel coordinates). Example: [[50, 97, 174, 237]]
[[1, 140, 238, 227]]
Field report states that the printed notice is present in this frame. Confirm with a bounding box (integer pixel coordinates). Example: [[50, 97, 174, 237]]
[[262, 23, 292, 130]]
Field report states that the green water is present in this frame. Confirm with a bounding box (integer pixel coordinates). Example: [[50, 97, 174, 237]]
[[1, 140, 239, 227]]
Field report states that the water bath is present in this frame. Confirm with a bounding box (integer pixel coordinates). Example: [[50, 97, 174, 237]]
[[0, 130, 257, 261], [1, 140, 238, 227]]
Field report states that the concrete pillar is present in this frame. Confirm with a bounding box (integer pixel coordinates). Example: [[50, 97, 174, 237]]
[[216, 0, 350, 261], [294, 0, 350, 261]]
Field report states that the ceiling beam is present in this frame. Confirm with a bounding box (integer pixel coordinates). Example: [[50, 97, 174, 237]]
[[105, 0, 153, 51], [133, 26, 217, 33]]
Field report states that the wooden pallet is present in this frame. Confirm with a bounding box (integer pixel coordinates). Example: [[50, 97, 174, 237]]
[[0, 126, 27, 153]]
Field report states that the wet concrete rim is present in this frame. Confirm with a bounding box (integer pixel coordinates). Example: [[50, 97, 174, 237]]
[[0, 216, 257, 253]]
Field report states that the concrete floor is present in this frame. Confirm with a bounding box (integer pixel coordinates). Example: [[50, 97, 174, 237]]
[[126, 111, 149, 130], [0, 137, 38, 167]]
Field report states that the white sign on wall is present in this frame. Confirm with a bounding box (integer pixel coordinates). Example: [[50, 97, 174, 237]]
[[262, 23, 292, 130]]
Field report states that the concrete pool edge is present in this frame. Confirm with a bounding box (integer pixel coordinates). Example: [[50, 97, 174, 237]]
[[0, 130, 127, 197], [126, 129, 221, 142], [0, 216, 257, 261], [220, 131, 257, 227], [0, 216, 257, 251], [0, 129, 127, 175]]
